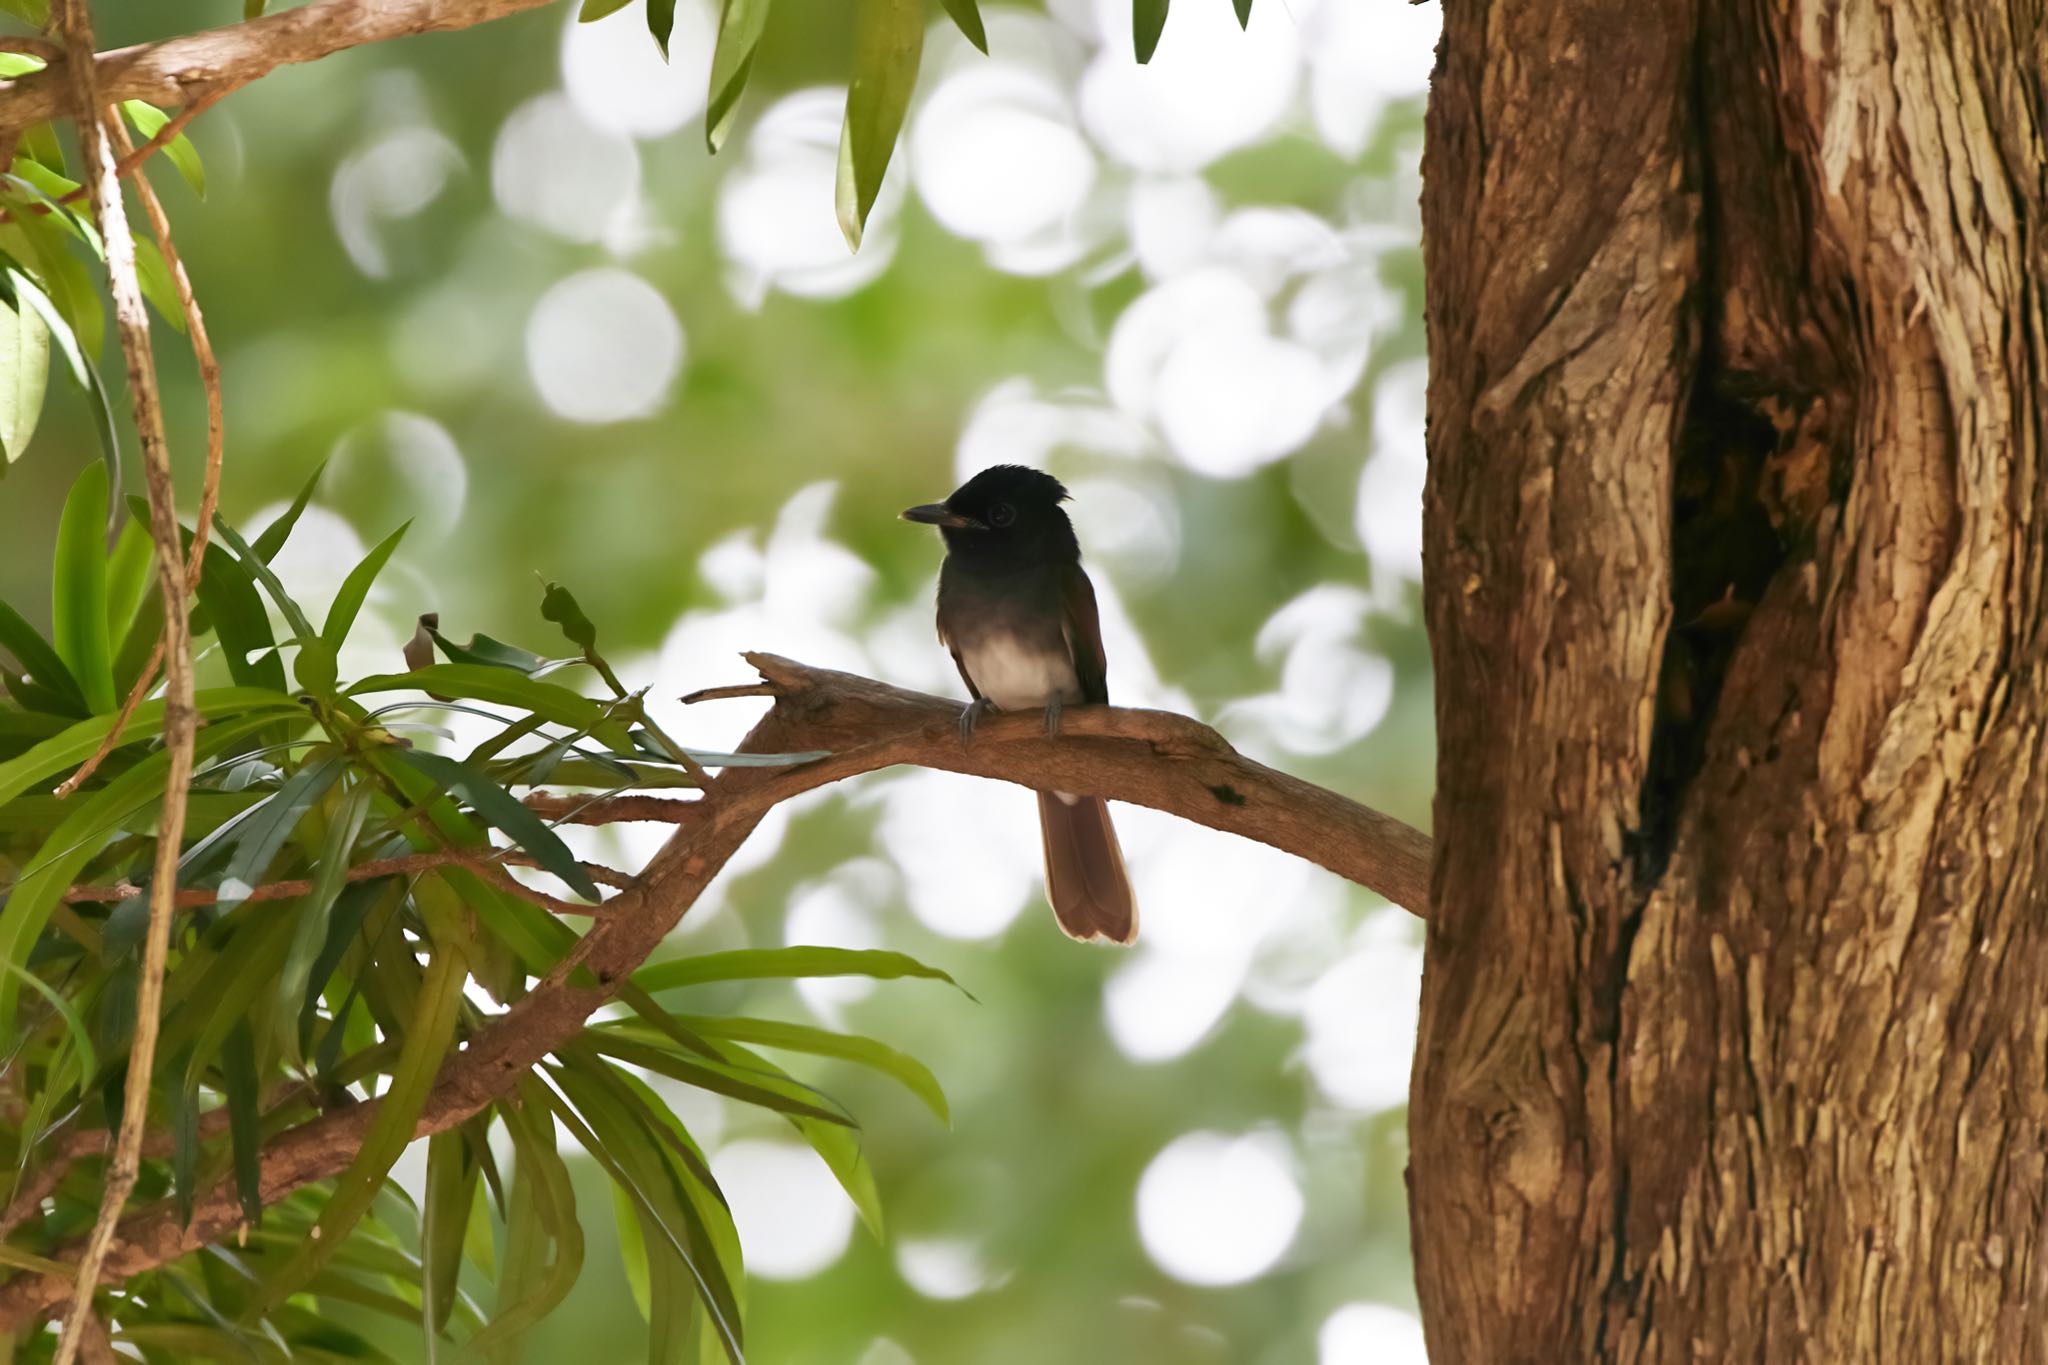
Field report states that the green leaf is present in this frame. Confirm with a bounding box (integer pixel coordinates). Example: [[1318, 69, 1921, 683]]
[[0, 710, 285, 1045], [350, 665, 626, 746], [2, 260, 115, 482], [322, 520, 410, 652], [474, 1081, 585, 1362], [705, 0, 771, 153], [216, 754, 345, 911], [545, 1065, 742, 1364], [1134, 0, 1169, 61], [299, 875, 397, 1016], [275, 777, 371, 1061], [836, 0, 924, 251], [210, 515, 317, 641], [293, 635, 337, 696], [251, 461, 325, 562], [673, 1014, 949, 1124], [133, 236, 188, 333], [584, 1028, 856, 1126], [0, 686, 295, 807], [635, 946, 968, 996], [221, 1022, 265, 1226], [421, 1130, 475, 1343], [1231, 0, 1250, 27], [538, 581, 598, 653], [611, 1184, 654, 1322], [393, 749, 601, 900], [0, 597, 83, 711], [105, 515, 156, 646], [52, 462, 114, 713], [120, 100, 206, 199], [427, 627, 555, 674], [1, 959, 97, 1098], [0, 3, 45, 38], [196, 538, 287, 693], [256, 908, 468, 1312], [0, 283, 48, 462], [723, 1040, 885, 1239], [938, 0, 987, 52], [18, 120, 62, 173], [647, 0, 677, 58], [578, 0, 632, 17]]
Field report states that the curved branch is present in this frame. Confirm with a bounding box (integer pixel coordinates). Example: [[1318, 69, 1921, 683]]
[[0, 0, 557, 132], [0, 655, 1430, 1326]]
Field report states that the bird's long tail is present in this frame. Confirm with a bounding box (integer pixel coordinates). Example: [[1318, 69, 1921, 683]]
[[1038, 791, 1137, 944]]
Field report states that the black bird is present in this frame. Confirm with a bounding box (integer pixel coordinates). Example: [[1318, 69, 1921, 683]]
[[902, 465, 1138, 944]]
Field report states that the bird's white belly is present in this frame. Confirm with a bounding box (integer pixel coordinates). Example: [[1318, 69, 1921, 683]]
[[959, 636, 1080, 712]]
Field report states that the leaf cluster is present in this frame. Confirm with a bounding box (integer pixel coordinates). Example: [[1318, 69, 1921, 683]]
[[0, 465, 961, 1363]]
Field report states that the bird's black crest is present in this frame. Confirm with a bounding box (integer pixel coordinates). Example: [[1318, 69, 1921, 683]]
[[950, 464, 1071, 507]]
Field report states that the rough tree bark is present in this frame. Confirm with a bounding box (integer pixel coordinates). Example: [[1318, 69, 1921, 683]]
[[1411, 1, 2047, 1360]]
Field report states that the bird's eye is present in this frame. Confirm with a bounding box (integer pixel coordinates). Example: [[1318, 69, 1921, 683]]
[[988, 503, 1016, 528]]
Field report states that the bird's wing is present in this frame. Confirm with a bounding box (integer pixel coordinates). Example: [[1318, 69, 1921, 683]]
[[936, 612, 984, 701], [1059, 562, 1109, 705]]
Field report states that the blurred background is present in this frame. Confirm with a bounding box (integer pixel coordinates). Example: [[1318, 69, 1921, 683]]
[[0, 0, 1439, 1359]]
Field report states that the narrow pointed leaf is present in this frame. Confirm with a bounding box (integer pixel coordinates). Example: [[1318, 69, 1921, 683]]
[[120, 100, 206, 199], [221, 1023, 265, 1226], [251, 461, 325, 562], [0, 687, 295, 807], [322, 520, 410, 651], [421, 1130, 475, 1339], [210, 515, 316, 640], [0, 285, 48, 462], [0, 598, 82, 710], [256, 921, 468, 1311], [705, 0, 771, 152], [647, 0, 677, 58], [1134, 0, 1168, 61], [275, 778, 372, 1061], [674, 1014, 949, 1123], [635, 946, 967, 996], [52, 461, 114, 712], [104, 515, 155, 645], [394, 749, 601, 900], [1231, 0, 1250, 27], [196, 538, 287, 693], [216, 755, 344, 911], [349, 664, 623, 745], [835, 0, 923, 249], [938, 0, 987, 51], [578, 0, 632, 17]]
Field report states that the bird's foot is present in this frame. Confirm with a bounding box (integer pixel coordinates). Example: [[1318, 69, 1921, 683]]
[[1043, 694, 1063, 737], [959, 697, 998, 744]]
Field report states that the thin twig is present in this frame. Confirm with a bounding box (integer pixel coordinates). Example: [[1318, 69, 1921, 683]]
[[679, 682, 776, 704], [108, 110, 224, 586], [52, 105, 224, 803], [0, 85, 232, 226], [0, 0, 560, 130], [51, 642, 162, 799], [61, 848, 627, 914], [49, 0, 196, 1352]]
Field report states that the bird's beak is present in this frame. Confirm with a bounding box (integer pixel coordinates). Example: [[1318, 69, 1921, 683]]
[[900, 503, 985, 530]]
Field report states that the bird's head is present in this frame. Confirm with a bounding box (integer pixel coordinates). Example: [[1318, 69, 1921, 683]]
[[901, 464, 1080, 564]]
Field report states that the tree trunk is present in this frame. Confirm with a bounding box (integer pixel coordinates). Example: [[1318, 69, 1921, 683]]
[[1410, 1, 2048, 1360]]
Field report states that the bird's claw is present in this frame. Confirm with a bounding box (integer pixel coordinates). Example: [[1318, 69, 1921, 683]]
[[959, 697, 997, 744], [1043, 694, 1063, 737]]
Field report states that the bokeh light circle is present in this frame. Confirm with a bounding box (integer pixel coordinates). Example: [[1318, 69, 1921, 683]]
[[524, 267, 684, 423], [710, 1139, 856, 1280], [1136, 1131, 1303, 1284]]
